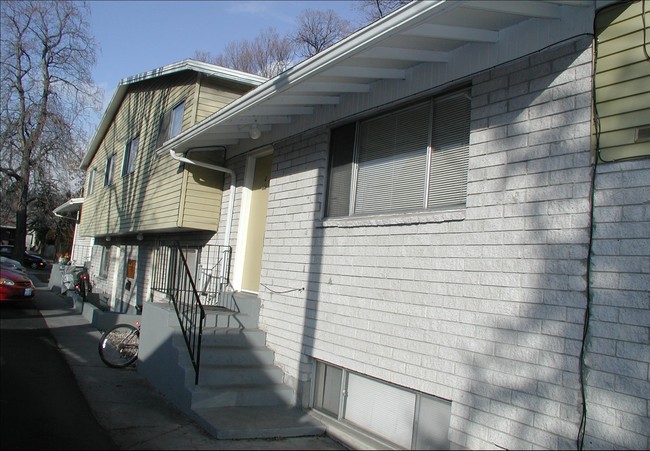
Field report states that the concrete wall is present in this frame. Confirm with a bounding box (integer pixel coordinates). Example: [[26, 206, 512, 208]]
[[137, 301, 194, 414]]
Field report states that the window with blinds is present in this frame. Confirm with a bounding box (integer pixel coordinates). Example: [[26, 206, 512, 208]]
[[326, 87, 470, 217]]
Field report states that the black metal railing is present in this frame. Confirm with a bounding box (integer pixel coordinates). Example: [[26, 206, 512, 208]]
[[151, 241, 231, 385]]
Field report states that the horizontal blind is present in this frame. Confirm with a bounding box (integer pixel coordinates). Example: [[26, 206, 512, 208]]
[[428, 90, 471, 209], [326, 124, 356, 217], [355, 102, 429, 214]]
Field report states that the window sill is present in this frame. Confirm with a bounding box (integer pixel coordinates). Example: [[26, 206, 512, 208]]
[[319, 208, 465, 228]]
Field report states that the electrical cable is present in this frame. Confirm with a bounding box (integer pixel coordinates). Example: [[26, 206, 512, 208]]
[[260, 283, 304, 294], [578, 2, 650, 448]]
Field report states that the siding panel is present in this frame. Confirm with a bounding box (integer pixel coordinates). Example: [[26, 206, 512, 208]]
[[595, 1, 650, 161], [80, 70, 234, 235]]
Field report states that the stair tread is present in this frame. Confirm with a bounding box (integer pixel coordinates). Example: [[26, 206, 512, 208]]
[[200, 363, 281, 369], [197, 381, 291, 389], [202, 326, 263, 332], [192, 405, 325, 439], [199, 343, 269, 349]]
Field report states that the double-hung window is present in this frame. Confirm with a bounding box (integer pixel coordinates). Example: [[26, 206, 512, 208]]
[[156, 101, 185, 147], [104, 154, 115, 186], [99, 245, 111, 278], [87, 168, 96, 195], [326, 88, 471, 217], [122, 136, 139, 176]]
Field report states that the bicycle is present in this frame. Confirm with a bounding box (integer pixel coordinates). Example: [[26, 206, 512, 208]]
[[98, 321, 140, 368], [61, 265, 91, 301], [75, 267, 91, 301]]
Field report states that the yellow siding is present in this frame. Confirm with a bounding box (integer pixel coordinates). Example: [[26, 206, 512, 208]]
[[595, 1, 650, 161], [178, 159, 224, 230], [195, 80, 251, 122], [80, 72, 202, 236], [79, 70, 256, 238]]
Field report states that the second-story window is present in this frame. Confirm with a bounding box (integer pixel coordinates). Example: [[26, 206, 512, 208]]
[[122, 136, 139, 176], [156, 100, 185, 147], [104, 154, 115, 186], [87, 168, 96, 195], [170, 102, 185, 138]]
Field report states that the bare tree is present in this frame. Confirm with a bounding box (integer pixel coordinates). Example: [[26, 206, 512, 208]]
[[197, 27, 294, 78], [354, 0, 411, 22], [0, 0, 101, 262], [293, 9, 353, 59]]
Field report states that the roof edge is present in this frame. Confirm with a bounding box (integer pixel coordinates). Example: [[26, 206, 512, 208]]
[[80, 60, 267, 170]]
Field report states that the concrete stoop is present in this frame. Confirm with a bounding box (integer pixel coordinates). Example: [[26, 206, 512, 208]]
[[173, 293, 326, 440]]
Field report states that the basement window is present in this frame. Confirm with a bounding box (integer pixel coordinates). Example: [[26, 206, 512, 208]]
[[312, 360, 451, 449]]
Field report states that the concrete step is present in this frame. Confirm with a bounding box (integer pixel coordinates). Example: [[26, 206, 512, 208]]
[[192, 405, 326, 440], [198, 363, 285, 385], [203, 309, 259, 329], [191, 383, 295, 409], [198, 345, 275, 365], [200, 327, 267, 347]]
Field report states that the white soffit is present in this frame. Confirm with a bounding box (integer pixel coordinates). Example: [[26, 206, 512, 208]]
[[53, 198, 84, 217], [157, 0, 596, 153]]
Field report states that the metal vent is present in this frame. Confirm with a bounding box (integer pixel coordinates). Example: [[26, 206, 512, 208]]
[[635, 126, 650, 143]]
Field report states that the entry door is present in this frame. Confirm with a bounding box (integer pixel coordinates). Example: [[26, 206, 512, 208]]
[[241, 154, 272, 292]]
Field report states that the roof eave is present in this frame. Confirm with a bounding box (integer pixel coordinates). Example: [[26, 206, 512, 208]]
[[156, 0, 450, 155], [53, 198, 84, 217], [80, 59, 268, 170]]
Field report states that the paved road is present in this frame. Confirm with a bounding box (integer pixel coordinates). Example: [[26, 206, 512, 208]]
[[1, 267, 348, 450], [0, 300, 117, 450]]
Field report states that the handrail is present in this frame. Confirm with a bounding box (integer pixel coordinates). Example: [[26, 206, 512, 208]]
[[173, 243, 205, 385], [151, 241, 231, 385]]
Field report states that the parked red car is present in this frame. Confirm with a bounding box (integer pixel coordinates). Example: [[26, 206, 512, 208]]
[[0, 267, 35, 302]]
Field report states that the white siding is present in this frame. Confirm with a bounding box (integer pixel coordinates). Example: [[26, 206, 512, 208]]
[[256, 36, 604, 450]]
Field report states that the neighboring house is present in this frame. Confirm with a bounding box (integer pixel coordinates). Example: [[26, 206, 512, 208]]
[[74, 60, 265, 312], [74, 1, 648, 450], [53, 197, 92, 264]]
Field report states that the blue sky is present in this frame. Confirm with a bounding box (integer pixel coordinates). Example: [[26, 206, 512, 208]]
[[88, 1, 365, 109]]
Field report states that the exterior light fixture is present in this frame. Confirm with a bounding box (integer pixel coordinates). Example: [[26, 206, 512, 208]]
[[249, 123, 261, 140], [105, 236, 111, 242], [137, 233, 144, 241]]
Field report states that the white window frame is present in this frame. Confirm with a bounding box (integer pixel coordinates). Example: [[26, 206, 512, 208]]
[[312, 360, 451, 449], [99, 245, 111, 278], [326, 87, 471, 217], [87, 168, 96, 195]]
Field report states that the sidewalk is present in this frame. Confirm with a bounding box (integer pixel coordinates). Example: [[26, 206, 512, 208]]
[[32, 280, 347, 450]]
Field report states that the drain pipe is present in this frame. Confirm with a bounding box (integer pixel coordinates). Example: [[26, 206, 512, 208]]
[[169, 147, 236, 287]]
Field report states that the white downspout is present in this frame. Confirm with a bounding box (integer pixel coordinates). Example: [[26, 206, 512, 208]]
[[169, 148, 236, 287]]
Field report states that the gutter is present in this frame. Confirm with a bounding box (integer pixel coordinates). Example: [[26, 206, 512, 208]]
[[168, 148, 235, 283]]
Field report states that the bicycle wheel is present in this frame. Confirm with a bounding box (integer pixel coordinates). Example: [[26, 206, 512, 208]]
[[98, 324, 139, 368]]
